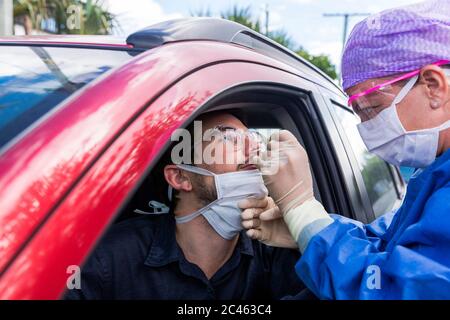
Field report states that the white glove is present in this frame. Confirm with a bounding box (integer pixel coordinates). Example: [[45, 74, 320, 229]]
[[255, 130, 315, 213], [239, 197, 298, 249], [249, 130, 333, 252]]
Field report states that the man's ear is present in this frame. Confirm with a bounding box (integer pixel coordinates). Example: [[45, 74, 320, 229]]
[[164, 165, 193, 192], [420, 65, 450, 109]]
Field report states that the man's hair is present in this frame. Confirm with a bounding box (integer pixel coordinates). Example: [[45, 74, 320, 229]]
[[151, 111, 244, 209]]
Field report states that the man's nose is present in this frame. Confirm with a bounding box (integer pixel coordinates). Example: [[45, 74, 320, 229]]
[[244, 134, 262, 161], [243, 135, 251, 161]]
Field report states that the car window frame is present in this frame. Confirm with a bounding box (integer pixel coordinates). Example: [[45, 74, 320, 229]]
[[320, 89, 404, 222]]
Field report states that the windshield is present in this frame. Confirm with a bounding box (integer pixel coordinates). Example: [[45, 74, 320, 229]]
[[0, 46, 133, 150]]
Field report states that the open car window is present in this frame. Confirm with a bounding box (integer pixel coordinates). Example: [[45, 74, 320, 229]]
[[115, 95, 324, 225]]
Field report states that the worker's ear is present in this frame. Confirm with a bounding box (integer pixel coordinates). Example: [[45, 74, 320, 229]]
[[164, 165, 193, 192], [420, 65, 450, 109]]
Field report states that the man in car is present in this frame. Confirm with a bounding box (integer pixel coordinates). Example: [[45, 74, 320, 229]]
[[65, 111, 305, 299]]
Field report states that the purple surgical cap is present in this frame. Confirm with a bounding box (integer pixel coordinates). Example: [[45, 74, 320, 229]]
[[342, 0, 450, 90]]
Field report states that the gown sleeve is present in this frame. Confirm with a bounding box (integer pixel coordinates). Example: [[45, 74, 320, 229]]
[[295, 185, 450, 299]]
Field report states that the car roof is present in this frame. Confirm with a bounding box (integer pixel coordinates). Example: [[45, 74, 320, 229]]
[[0, 18, 344, 95], [126, 18, 344, 94], [0, 35, 132, 49]]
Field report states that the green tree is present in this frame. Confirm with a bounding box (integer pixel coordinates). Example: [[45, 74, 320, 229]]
[[267, 29, 294, 50], [296, 48, 337, 80], [13, 0, 117, 35], [220, 5, 261, 33], [192, 4, 337, 80], [189, 7, 212, 18]]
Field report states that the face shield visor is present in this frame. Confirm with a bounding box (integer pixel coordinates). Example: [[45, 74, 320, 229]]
[[347, 60, 450, 122], [191, 126, 268, 166], [351, 60, 450, 168], [206, 127, 268, 154]]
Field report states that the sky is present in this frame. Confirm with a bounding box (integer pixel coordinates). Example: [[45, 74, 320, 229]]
[[104, 0, 425, 69]]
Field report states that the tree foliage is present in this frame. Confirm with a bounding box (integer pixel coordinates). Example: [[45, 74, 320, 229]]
[[13, 0, 118, 35], [193, 4, 337, 80]]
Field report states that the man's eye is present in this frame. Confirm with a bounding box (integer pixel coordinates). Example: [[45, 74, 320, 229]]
[[222, 133, 237, 143]]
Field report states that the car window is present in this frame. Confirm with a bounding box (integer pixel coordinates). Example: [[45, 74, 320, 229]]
[[333, 104, 398, 218], [0, 46, 132, 150]]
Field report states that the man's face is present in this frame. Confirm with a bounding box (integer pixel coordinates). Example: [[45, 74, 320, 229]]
[[189, 113, 258, 206], [196, 113, 256, 173]]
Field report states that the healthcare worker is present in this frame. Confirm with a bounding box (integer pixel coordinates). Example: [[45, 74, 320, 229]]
[[239, 0, 450, 299]]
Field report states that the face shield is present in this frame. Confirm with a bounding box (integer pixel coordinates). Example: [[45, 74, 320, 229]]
[[348, 60, 450, 122], [201, 126, 268, 158]]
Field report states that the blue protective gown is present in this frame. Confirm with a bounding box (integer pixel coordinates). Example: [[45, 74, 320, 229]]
[[296, 149, 450, 299]]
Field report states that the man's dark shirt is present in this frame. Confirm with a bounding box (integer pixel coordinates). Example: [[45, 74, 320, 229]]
[[65, 214, 305, 299]]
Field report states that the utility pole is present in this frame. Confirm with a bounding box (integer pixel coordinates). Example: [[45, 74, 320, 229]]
[[0, 0, 13, 36], [323, 13, 370, 55], [323, 13, 370, 84]]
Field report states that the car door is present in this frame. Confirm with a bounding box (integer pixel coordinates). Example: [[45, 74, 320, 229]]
[[0, 55, 332, 299]]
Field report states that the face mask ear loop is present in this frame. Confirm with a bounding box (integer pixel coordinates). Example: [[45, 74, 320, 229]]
[[176, 164, 215, 176], [176, 164, 222, 199], [443, 67, 450, 79], [175, 207, 207, 224], [173, 164, 221, 224], [168, 185, 174, 202], [393, 75, 419, 105], [168, 165, 215, 202]]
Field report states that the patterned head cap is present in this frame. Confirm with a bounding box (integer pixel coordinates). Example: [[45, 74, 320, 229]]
[[342, 0, 450, 90]]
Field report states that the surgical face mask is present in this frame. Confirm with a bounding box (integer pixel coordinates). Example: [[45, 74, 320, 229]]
[[173, 164, 268, 240], [357, 75, 450, 168]]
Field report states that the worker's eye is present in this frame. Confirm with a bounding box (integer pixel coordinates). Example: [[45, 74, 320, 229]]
[[364, 103, 384, 111]]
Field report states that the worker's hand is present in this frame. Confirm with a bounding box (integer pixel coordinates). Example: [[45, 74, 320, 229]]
[[254, 130, 314, 215], [239, 196, 298, 249]]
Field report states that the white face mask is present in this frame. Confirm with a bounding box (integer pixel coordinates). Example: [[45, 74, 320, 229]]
[[173, 164, 268, 240], [357, 75, 450, 168]]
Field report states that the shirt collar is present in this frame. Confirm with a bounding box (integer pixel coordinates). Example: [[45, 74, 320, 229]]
[[237, 230, 255, 257], [144, 215, 254, 268]]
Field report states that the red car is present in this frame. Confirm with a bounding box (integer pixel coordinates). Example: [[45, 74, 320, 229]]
[[0, 18, 405, 299]]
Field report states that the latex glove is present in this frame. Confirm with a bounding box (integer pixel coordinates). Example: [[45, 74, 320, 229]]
[[255, 130, 314, 215], [239, 196, 298, 249], [252, 130, 333, 252]]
